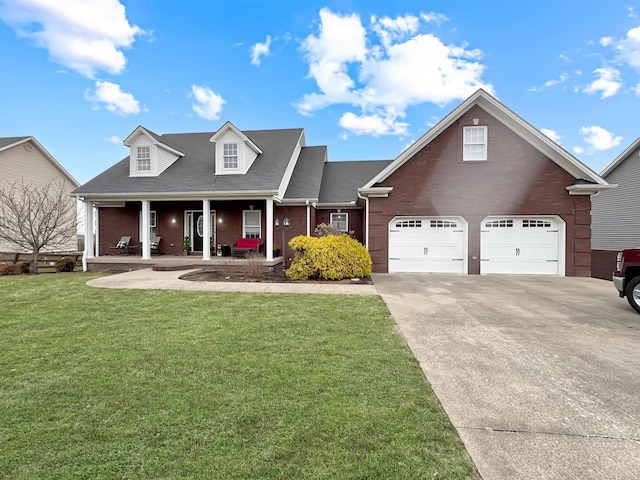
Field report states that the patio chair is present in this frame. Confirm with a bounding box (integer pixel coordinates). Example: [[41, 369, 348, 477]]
[[150, 236, 161, 255], [110, 236, 132, 254]]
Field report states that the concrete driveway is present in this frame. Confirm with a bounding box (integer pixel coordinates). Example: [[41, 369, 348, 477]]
[[372, 274, 640, 480]]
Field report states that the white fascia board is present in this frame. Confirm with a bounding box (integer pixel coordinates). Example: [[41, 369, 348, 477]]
[[124, 126, 185, 157], [315, 202, 360, 209], [277, 129, 305, 197], [73, 190, 280, 201], [600, 137, 640, 178], [363, 89, 609, 188], [566, 183, 617, 195], [280, 197, 319, 206], [210, 121, 263, 155], [358, 186, 393, 197]]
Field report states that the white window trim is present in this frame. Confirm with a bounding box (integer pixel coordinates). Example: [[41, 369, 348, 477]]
[[139, 210, 157, 239], [463, 126, 487, 161], [136, 146, 151, 172], [330, 212, 348, 232], [243, 210, 261, 238], [223, 142, 239, 170]]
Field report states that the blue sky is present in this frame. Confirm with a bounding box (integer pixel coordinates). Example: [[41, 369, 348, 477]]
[[1, 1, 640, 184]]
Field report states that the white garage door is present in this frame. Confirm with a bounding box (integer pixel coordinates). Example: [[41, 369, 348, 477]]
[[389, 217, 467, 273], [480, 217, 563, 275]]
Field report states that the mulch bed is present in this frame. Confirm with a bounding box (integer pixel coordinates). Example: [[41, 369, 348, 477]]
[[181, 269, 372, 284]]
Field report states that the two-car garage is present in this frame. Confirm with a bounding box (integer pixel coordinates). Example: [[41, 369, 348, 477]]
[[388, 216, 565, 275]]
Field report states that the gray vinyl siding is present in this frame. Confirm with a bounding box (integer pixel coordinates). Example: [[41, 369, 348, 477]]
[[592, 149, 640, 250]]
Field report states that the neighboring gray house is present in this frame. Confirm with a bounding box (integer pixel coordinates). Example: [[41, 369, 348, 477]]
[[0, 136, 80, 252], [591, 138, 640, 279]]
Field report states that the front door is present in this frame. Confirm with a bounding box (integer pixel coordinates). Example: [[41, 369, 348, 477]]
[[185, 211, 216, 252]]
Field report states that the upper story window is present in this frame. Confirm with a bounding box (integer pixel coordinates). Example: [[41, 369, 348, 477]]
[[223, 143, 238, 169], [463, 126, 487, 161], [137, 146, 151, 171], [330, 213, 348, 232]]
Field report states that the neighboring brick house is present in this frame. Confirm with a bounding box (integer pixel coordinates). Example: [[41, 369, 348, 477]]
[[0, 136, 79, 252], [591, 138, 640, 280], [73, 90, 610, 275]]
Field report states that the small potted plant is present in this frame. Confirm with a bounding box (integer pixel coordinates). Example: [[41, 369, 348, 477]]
[[182, 236, 191, 255]]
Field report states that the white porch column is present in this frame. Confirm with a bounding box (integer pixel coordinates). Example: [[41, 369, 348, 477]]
[[202, 199, 211, 260], [306, 202, 311, 236], [364, 196, 370, 250], [94, 208, 100, 258], [141, 200, 151, 259], [82, 199, 94, 272], [265, 198, 274, 260]]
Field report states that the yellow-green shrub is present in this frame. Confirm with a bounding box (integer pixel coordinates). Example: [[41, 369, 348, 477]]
[[286, 234, 372, 281]]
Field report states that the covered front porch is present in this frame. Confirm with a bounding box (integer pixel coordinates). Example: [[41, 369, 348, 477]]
[[80, 197, 315, 271], [86, 252, 286, 273]]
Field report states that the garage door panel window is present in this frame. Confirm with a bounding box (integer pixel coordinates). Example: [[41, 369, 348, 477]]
[[430, 219, 457, 228], [395, 219, 422, 228]]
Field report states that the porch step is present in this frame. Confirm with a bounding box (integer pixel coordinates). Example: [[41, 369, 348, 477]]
[[152, 264, 198, 272]]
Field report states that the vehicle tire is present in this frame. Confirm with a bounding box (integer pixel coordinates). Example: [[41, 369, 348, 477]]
[[625, 276, 640, 314]]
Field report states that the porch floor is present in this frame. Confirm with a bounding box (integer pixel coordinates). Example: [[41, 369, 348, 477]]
[[87, 254, 284, 272]]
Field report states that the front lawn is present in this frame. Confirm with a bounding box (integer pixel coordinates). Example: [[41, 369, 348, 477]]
[[0, 273, 477, 479]]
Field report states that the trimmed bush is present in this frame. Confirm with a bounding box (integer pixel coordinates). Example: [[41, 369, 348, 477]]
[[287, 234, 372, 281], [0, 261, 30, 276], [54, 257, 76, 272]]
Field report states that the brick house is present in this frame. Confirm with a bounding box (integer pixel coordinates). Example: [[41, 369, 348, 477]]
[[73, 90, 610, 275]]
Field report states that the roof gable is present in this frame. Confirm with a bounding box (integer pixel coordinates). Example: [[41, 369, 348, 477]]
[[363, 89, 608, 190], [600, 137, 640, 178], [0, 136, 79, 187], [209, 121, 262, 155]]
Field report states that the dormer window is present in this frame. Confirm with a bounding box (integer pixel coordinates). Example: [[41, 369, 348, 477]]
[[137, 146, 151, 171], [223, 143, 238, 169]]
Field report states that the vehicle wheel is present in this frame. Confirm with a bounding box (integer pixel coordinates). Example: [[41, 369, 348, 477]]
[[625, 276, 640, 314]]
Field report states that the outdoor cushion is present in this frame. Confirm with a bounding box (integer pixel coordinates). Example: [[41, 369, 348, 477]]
[[150, 241, 159, 249], [115, 240, 127, 249], [234, 238, 261, 249]]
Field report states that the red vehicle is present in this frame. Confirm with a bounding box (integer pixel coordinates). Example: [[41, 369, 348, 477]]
[[613, 249, 640, 314]]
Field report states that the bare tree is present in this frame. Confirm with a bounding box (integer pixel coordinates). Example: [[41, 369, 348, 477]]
[[0, 179, 77, 273]]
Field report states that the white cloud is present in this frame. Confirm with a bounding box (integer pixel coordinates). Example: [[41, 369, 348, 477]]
[[296, 8, 493, 136], [573, 146, 585, 155], [85, 81, 140, 115], [0, 0, 145, 78], [579, 125, 622, 151], [109, 135, 122, 144], [541, 128, 562, 144], [530, 72, 569, 92], [544, 73, 569, 87], [420, 11, 449, 25], [250, 35, 271, 67], [605, 25, 640, 68], [600, 36, 613, 47], [339, 111, 409, 136], [191, 85, 225, 120], [582, 67, 622, 98]]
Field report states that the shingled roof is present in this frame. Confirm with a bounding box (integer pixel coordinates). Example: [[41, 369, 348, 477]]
[[318, 160, 392, 205], [73, 128, 304, 196]]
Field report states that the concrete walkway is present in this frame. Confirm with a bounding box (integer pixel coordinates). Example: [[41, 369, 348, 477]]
[[86, 268, 378, 295]]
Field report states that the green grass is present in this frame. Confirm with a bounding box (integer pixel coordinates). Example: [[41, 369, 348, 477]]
[[0, 273, 478, 479]]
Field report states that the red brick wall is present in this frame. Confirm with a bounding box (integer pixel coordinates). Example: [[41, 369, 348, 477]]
[[316, 209, 365, 242], [368, 105, 592, 276], [591, 249, 617, 280]]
